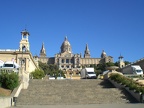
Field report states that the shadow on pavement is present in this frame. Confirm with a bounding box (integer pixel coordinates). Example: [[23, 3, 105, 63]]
[[120, 88, 139, 103], [99, 79, 115, 88], [99, 79, 139, 103]]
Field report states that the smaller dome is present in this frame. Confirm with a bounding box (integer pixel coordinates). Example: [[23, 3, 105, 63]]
[[101, 50, 107, 58]]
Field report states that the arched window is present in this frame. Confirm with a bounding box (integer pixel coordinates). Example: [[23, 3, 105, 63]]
[[22, 46, 27, 52]]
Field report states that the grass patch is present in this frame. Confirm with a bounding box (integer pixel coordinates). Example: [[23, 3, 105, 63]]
[[0, 87, 12, 96]]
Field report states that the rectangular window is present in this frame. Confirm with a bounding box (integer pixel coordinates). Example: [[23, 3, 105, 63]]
[[71, 59, 74, 63], [66, 59, 69, 63]]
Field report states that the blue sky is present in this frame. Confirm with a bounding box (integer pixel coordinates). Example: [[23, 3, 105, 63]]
[[0, 0, 144, 62]]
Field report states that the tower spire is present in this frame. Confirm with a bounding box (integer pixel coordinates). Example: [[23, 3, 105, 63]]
[[84, 43, 90, 58], [65, 36, 68, 41], [40, 42, 46, 57]]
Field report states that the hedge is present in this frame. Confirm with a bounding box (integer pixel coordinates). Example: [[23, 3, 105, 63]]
[[109, 73, 144, 94]]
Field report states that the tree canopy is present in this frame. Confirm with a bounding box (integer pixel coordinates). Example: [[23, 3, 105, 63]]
[[38, 61, 65, 78]]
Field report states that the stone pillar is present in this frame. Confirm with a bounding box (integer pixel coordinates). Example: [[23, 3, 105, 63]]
[[59, 58, 61, 64], [21, 65, 29, 89], [69, 65, 71, 69], [64, 65, 66, 69], [26, 58, 29, 71]]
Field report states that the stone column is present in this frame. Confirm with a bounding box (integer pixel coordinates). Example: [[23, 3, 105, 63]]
[[21, 63, 29, 89], [59, 58, 61, 64], [69, 65, 71, 69], [26, 58, 29, 71]]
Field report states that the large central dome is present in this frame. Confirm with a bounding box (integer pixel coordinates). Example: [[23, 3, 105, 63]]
[[60, 36, 72, 53]]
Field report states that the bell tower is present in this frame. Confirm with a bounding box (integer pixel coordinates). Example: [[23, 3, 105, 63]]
[[118, 54, 125, 68], [19, 29, 30, 52]]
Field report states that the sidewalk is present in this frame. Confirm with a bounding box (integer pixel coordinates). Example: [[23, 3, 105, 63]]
[[10, 104, 144, 108]]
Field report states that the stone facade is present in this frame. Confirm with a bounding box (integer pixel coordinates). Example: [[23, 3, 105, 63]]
[[39, 37, 113, 71]]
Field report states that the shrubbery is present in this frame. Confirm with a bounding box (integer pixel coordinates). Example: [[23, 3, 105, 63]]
[[109, 73, 144, 94], [31, 69, 45, 79], [0, 72, 19, 90], [38, 62, 66, 78]]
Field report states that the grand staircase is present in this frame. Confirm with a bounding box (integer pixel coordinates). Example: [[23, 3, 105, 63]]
[[16, 79, 137, 105]]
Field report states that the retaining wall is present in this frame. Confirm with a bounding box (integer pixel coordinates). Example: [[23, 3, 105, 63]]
[[0, 83, 22, 108]]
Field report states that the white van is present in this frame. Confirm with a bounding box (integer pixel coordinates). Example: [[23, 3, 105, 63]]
[[2, 61, 20, 73], [122, 65, 143, 75], [81, 68, 96, 79]]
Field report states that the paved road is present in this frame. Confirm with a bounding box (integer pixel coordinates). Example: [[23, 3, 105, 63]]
[[10, 104, 144, 108]]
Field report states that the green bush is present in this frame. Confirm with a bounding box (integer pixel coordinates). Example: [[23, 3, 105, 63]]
[[5, 72, 19, 90], [0, 81, 2, 87], [31, 69, 45, 79], [110, 73, 122, 82], [116, 75, 124, 83], [120, 77, 128, 85], [135, 86, 142, 93], [140, 87, 144, 94], [109, 73, 144, 94], [0, 72, 19, 90], [124, 80, 131, 87], [129, 83, 137, 90], [0, 72, 6, 86], [0, 75, 2, 87]]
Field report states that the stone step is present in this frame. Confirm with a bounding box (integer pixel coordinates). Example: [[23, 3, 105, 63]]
[[16, 79, 137, 105]]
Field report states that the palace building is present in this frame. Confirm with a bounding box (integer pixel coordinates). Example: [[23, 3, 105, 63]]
[[0, 29, 113, 72], [39, 37, 113, 71]]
